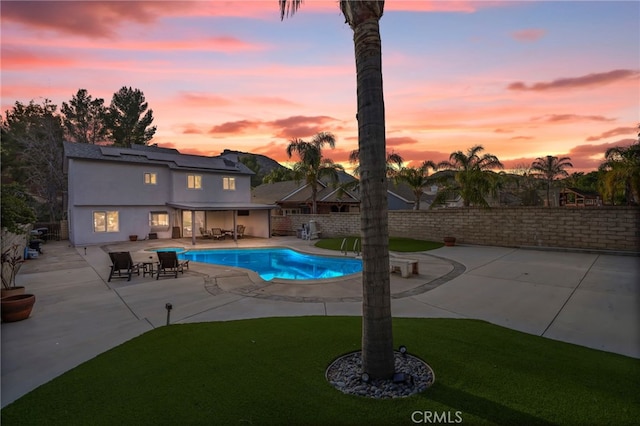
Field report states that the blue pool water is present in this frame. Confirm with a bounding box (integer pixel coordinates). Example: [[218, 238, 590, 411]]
[[168, 248, 362, 281]]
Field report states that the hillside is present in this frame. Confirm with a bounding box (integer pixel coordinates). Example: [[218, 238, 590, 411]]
[[221, 149, 289, 187]]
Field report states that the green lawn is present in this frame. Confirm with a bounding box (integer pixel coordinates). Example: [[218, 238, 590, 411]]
[[2, 317, 638, 425], [315, 236, 444, 252]]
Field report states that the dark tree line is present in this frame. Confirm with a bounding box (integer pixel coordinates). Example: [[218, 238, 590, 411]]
[[1, 87, 157, 223]]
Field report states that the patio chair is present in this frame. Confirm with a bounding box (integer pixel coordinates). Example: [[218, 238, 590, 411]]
[[308, 221, 322, 240], [211, 228, 225, 240], [199, 227, 212, 239], [108, 251, 141, 282], [236, 224, 245, 239], [156, 251, 189, 279]]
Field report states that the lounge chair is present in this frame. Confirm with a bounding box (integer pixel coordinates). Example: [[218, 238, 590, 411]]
[[199, 227, 212, 239], [108, 251, 141, 282], [236, 224, 245, 239], [156, 251, 189, 279], [211, 228, 225, 240]]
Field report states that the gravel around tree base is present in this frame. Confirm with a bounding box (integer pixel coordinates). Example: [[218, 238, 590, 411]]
[[326, 351, 435, 398]]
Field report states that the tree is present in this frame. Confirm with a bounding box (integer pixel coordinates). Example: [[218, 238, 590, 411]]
[[395, 161, 437, 210], [61, 89, 108, 144], [105, 86, 156, 147], [1, 99, 66, 221], [349, 149, 403, 179], [531, 155, 573, 207], [262, 167, 296, 184], [1, 183, 37, 234], [436, 145, 504, 207], [281, 1, 395, 379], [286, 132, 344, 214], [598, 138, 640, 205], [238, 155, 262, 187]]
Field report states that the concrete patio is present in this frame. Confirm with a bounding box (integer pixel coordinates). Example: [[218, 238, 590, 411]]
[[2, 236, 638, 407]]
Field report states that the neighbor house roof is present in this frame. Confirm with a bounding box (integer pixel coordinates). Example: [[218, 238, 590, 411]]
[[251, 180, 359, 205], [63, 141, 254, 175]]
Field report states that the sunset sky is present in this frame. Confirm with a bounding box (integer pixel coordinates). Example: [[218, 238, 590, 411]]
[[2, 1, 639, 173]]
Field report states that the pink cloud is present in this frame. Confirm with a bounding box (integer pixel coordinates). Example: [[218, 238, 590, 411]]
[[1, 47, 76, 69], [508, 69, 640, 91], [511, 29, 546, 42], [269, 115, 342, 140], [1, 1, 188, 38], [209, 120, 260, 135], [177, 92, 234, 108], [586, 126, 637, 141], [532, 114, 616, 123]]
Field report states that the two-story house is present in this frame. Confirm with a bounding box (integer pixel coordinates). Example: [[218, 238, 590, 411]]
[[63, 142, 274, 246]]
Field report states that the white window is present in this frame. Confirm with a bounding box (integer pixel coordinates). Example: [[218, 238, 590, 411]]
[[144, 172, 157, 185], [93, 211, 119, 233], [149, 211, 169, 228], [187, 174, 202, 189], [223, 177, 236, 190]]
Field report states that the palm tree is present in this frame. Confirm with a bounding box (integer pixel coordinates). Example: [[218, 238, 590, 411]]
[[286, 131, 343, 214], [281, 1, 394, 379], [349, 149, 404, 179], [395, 161, 437, 210], [598, 140, 640, 205], [531, 155, 573, 207], [437, 145, 504, 207]]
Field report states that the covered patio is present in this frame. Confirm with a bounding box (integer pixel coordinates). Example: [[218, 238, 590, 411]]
[[166, 201, 274, 245]]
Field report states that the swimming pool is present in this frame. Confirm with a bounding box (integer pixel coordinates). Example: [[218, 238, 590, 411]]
[[166, 248, 362, 281]]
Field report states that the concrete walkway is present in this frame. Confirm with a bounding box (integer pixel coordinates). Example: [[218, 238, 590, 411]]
[[2, 237, 638, 407]]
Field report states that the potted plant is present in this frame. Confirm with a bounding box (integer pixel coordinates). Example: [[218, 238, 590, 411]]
[[1, 244, 36, 322], [1, 244, 25, 298], [443, 236, 456, 247]]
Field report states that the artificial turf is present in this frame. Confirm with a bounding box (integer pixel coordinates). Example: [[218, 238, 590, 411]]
[[2, 317, 638, 425], [315, 236, 444, 252]]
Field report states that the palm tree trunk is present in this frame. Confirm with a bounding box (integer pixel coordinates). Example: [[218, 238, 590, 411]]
[[311, 184, 318, 214], [349, 3, 394, 380]]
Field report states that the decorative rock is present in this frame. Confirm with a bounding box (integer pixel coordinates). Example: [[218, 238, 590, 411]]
[[325, 350, 435, 399]]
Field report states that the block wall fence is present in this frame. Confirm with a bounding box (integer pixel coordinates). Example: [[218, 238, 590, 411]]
[[272, 207, 640, 253]]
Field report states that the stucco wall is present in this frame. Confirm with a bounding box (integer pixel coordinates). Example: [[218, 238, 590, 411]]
[[272, 207, 640, 252]]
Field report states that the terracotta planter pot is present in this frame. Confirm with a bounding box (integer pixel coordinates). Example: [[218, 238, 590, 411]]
[[1, 294, 36, 322], [443, 237, 456, 247], [1, 286, 26, 299]]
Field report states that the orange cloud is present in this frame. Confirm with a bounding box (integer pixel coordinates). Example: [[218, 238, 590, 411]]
[[508, 69, 640, 91], [179, 124, 204, 135], [387, 137, 420, 148], [511, 29, 546, 42], [501, 139, 638, 172], [586, 126, 637, 141]]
